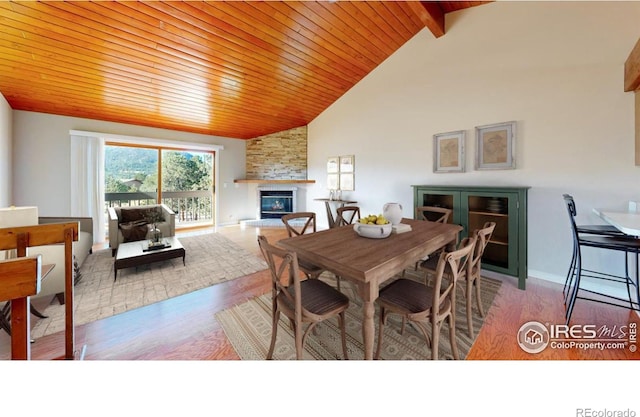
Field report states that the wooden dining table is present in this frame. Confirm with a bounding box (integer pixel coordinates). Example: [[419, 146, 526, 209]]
[[278, 217, 463, 359]]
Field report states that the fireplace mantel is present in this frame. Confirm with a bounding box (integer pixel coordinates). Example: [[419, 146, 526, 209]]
[[234, 179, 315, 184]]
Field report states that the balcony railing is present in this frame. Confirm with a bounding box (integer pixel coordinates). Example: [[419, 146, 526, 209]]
[[105, 190, 214, 228]]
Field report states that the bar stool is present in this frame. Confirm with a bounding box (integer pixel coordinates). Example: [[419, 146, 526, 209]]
[[562, 194, 640, 324]]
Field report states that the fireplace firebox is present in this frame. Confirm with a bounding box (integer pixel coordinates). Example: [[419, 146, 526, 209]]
[[258, 187, 297, 219]]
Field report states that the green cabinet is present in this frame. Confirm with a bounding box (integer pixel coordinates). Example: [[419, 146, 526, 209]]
[[412, 185, 529, 290]]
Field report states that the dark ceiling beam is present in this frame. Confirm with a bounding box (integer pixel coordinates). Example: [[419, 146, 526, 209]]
[[406, 1, 445, 38], [625, 37, 640, 92]]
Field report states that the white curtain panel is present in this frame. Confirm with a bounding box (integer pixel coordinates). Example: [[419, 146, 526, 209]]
[[70, 134, 105, 243]]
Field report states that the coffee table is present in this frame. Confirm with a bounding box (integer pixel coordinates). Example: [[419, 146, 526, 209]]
[[114, 236, 186, 280]]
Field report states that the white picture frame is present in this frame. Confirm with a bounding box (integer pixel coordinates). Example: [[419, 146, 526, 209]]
[[340, 172, 354, 191], [433, 130, 465, 173], [327, 156, 339, 174], [339, 155, 354, 173], [475, 121, 516, 170]]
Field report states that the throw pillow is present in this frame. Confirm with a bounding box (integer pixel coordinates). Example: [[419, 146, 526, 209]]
[[120, 208, 146, 223], [119, 220, 149, 242]]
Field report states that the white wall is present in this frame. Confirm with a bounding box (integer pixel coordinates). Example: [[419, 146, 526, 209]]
[[307, 1, 640, 290], [0, 94, 11, 207], [12, 111, 253, 223]]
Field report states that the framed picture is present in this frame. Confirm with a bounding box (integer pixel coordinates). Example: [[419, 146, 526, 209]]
[[340, 172, 354, 191], [433, 130, 465, 173], [327, 173, 339, 190], [339, 155, 354, 173], [327, 156, 339, 174], [475, 121, 516, 170]]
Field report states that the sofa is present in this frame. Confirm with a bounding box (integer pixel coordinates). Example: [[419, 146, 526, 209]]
[[108, 204, 175, 256], [27, 216, 94, 303]]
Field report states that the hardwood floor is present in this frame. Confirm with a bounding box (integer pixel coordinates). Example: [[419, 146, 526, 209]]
[[1, 224, 639, 360]]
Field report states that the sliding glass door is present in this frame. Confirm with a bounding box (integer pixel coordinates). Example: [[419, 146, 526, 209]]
[[105, 144, 215, 229], [160, 149, 214, 227]]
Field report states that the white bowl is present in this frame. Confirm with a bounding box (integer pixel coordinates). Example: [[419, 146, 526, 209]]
[[353, 222, 392, 239]]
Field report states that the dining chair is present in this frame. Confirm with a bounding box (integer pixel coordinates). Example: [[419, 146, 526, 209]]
[[562, 194, 640, 324], [282, 211, 344, 291], [281, 212, 324, 280], [375, 236, 476, 360], [334, 206, 361, 227], [409, 206, 455, 276], [416, 222, 495, 338], [461, 222, 496, 338], [416, 206, 452, 224], [257, 235, 350, 360]]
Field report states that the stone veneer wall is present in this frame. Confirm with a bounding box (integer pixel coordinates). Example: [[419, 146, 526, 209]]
[[245, 126, 308, 179]]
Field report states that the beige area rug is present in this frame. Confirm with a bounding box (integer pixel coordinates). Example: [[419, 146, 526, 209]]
[[31, 232, 268, 339], [216, 270, 502, 360]]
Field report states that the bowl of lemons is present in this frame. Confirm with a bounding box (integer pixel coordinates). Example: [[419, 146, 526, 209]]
[[353, 214, 392, 239]]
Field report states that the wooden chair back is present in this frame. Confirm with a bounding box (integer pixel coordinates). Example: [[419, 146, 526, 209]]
[[462, 222, 495, 338], [335, 206, 361, 227], [257, 235, 302, 315], [432, 236, 475, 311], [257, 234, 351, 360], [281, 212, 317, 237], [416, 206, 452, 223], [468, 222, 496, 276]]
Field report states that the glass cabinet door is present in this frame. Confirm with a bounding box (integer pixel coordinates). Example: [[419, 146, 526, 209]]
[[461, 191, 519, 276], [414, 189, 461, 226]]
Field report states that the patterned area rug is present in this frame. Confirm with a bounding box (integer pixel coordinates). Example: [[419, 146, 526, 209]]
[[31, 232, 268, 339], [216, 271, 502, 360]]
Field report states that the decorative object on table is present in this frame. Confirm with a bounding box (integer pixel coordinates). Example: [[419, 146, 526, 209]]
[[143, 238, 171, 251], [144, 207, 166, 243], [391, 223, 412, 234], [354, 214, 392, 238], [433, 130, 465, 173], [475, 121, 516, 170], [382, 202, 403, 225]]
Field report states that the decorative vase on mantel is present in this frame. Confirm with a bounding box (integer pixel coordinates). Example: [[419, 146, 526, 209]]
[[382, 202, 403, 225]]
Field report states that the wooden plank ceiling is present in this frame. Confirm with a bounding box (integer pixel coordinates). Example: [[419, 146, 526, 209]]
[[0, 1, 489, 139]]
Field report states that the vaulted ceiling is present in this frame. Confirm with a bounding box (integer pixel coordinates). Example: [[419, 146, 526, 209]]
[[0, 1, 489, 139]]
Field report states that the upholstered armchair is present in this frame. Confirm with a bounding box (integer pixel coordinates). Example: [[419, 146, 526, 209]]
[[108, 204, 175, 256]]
